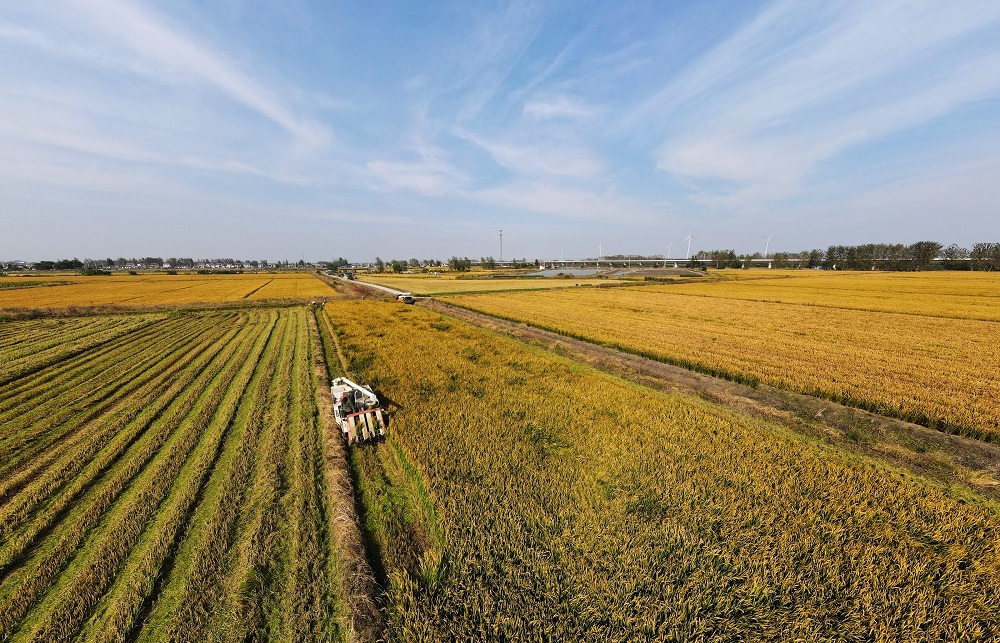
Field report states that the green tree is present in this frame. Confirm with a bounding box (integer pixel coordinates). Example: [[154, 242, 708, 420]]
[[908, 241, 942, 270], [448, 256, 472, 271]]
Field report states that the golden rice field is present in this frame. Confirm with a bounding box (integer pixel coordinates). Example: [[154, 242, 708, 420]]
[[676, 270, 1000, 320], [4, 271, 999, 642], [0, 307, 350, 641], [0, 272, 334, 310], [361, 272, 630, 295], [324, 299, 1000, 641], [448, 281, 1000, 442]]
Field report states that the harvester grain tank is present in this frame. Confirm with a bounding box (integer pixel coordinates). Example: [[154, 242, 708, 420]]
[[331, 377, 387, 443]]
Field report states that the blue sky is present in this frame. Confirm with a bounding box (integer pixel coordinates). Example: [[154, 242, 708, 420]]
[[2, 0, 999, 261]]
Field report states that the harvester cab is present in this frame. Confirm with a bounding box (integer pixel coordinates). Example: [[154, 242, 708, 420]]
[[331, 377, 387, 443]]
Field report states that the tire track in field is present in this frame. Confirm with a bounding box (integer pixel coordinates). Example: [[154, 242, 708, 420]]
[[310, 306, 382, 642], [242, 278, 274, 299]]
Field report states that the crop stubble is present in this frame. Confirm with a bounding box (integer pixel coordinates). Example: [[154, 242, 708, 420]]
[[0, 307, 348, 641]]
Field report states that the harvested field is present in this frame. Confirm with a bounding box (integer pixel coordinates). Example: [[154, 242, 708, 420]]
[[0, 307, 352, 641]]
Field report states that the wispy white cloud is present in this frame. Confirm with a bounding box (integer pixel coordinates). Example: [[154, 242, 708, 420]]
[[456, 128, 603, 178], [522, 96, 599, 121], [436, 0, 546, 122], [13, 0, 329, 151], [469, 180, 658, 223], [638, 0, 1000, 208], [2, 0, 999, 260]]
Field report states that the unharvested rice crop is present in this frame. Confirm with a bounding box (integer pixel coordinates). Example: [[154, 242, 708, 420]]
[[0, 307, 347, 641], [671, 270, 1000, 320], [448, 286, 1000, 441], [0, 273, 334, 310], [324, 299, 1000, 641], [361, 272, 629, 295]]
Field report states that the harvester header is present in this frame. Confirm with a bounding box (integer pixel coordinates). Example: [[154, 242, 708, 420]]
[[331, 377, 387, 443]]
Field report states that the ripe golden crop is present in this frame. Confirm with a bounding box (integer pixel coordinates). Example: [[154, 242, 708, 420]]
[[362, 272, 630, 295], [673, 270, 1000, 320], [449, 284, 1000, 441], [0, 273, 334, 310], [324, 299, 1000, 640]]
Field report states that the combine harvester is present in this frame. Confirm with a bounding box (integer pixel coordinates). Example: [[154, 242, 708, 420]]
[[331, 377, 388, 443]]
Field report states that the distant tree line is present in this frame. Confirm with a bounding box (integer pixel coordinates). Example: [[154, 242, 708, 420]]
[[9, 242, 1000, 274], [695, 241, 1000, 271], [5, 257, 313, 272]]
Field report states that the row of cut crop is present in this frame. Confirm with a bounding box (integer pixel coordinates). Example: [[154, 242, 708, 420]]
[[0, 313, 264, 640], [143, 311, 292, 642], [206, 310, 299, 640], [78, 310, 285, 643], [0, 315, 162, 386], [0, 315, 212, 477], [12, 311, 279, 642], [0, 316, 100, 355], [0, 316, 238, 542], [0, 316, 132, 362], [0, 314, 191, 429], [0, 306, 359, 640], [283, 307, 337, 640]]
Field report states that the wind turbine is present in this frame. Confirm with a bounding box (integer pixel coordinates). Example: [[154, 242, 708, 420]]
[[666, 243, 672, 268], [598, 243, 602, 262], [762, 233, 774, 257], [684, 235, 694, 259]]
